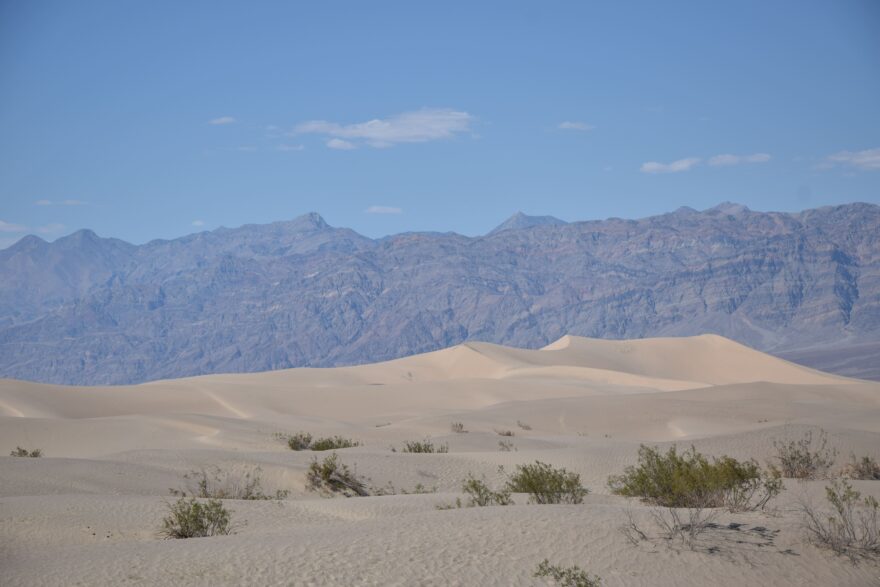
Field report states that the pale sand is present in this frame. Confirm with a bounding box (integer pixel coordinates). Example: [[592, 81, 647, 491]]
[[1, 334, 878, 586]]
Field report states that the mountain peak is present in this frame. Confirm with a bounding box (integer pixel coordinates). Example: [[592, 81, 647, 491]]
[[489, 211, 567, 235], [289, 212, 329, 230], [707, 202, 750, 215]]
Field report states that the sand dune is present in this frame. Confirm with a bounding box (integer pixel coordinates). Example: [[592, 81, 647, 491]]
[[1, 334, 878, 586]]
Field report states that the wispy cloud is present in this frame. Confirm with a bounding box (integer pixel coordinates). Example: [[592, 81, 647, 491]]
[[326, 138, 356, 150], [34, 199, 88, 206], [209, 116, 236, 125], [0, 220, 28, 232], [296, 108, 473, 149], [823, 148, 880, 171], [708, 153, 771, 166], [277, 144, 305, 152], [558, 121, 594, 132], [364, 206, 403, 214], [640, 158, 701, 174], [192, 220, 205, 227]]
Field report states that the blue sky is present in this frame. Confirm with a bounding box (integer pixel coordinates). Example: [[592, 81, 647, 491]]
[[1, 0, 878, 247]]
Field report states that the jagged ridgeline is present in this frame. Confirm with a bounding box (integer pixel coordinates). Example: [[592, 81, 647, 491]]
[[1, 203, 878, 385]]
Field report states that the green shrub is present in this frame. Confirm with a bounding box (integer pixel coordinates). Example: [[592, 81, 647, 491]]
[[9, 446, 42, 457], [801, 479, 879, 561], [306, 453, 369, 497], [169, 466, 289, 500], [462, 474, 513, 506], [283, 432, 360, 451], [772, 429, 837, 479], [160, 498, 233, 539], [608, 445, 781, 511], [506, 461, 587, 504], [534, 559, 602, 587], [401, 440, 449, 453], [840, 454, 880, 480]]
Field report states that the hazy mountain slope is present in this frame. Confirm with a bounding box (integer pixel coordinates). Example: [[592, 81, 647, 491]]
[[0, 204, 878, 384]]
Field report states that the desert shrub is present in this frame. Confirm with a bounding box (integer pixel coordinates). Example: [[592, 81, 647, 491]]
[[306, 453, 369, 497], [505, 461, 588, 504], [495, 429, 515, 437], [608, 445, 782, 511], [160, 498, 233, 539], [840, 454, 880, 480], [772, 429, 837, 479], [283, 432, 360, 451], [534, 559, 602, 587], [309, 436, 360, 451], [462, 474, 513, 506], [517, 420, 532, 431], [372, 482, 437, 496], [498, 440, 516, 452], [401, 440, 449, 453], [169, 466, 289, 500], [801, 479, 879, 561], [450, 422, 467, 433], [9, 446, 42, 457]]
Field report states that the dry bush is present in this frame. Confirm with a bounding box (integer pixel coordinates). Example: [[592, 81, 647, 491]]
[[9, 446, 42, 457], [495, 429, 515, 437], [461, 474, 513, 506], [517, 420, 533, 431], [772, 429, 837, 479], [401, 440, 449, 453], [534, 559, 602, 587], [498, 439, 516, 452], [608, 444, 782, 511], [801, 479, 879, 561], [282, 431, 360, 451], [160, 498, 233, 539], [840, 454, 880, 480], [450, 422, 467, 433], [169, 466, 289, 500], [505, 461, 588, 504], [306, 453, 369, 497]]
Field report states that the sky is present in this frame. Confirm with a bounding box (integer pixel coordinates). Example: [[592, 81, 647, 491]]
[[1, 0, 879, 248]]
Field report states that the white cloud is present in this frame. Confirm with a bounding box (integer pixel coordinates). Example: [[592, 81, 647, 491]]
[[296, 108, 472, 148], [326, 138, 356, 150], [209, 116, 236, 125], [364, 206, 403, 214], [36, 223, 64, 234], [640, 158, 701, 174], [824, 148, 880, 171], [277, 144, 305, 152], [558, 121, 594, 131], [192, 220, 205, 227], [708, 153, 771, 166], [0, 220, 27, 232], [34, 199, 52, 206]]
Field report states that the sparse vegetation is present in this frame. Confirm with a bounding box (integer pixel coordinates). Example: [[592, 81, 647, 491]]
[[160, 498, 233, 539], [495, 428, 515, 437], [169, 466, 289, 500], [840, 454, 880, 480], [461, 474, 513, 506], [517, 420, 532, 431], [772, 428, 837, 479], [306, 453, 369, 497], [534, 559, 602, 587], [401, 440, 449, 453], [505, 461, 587, 504], [9, 446, 42, 457], [450, 421, 467, 433], [372, 482, 437, 496], [498, 439, 516, 452], [608, 445, 782, 511], [801, 478, 879, 561], [281, 431, 360, 451]]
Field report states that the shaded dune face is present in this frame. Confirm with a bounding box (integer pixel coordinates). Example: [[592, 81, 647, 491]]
[[1, 335, 879, 587]]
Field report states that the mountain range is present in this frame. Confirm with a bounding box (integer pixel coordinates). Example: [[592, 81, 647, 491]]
[[1, 202, 878, 384]]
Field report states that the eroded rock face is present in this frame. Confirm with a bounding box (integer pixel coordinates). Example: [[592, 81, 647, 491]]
[[1, 203, 878, 385]]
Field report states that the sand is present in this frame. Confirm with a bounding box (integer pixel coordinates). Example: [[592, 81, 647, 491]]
[[1, 334, 878, 586]]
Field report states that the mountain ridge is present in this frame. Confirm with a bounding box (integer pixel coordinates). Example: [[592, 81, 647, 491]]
[[1, 202, 878, 384]]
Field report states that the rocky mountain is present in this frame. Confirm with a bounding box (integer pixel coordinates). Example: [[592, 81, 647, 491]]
[[1, 203, 878, 384]]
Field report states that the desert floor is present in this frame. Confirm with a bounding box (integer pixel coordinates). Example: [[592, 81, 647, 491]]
[[1, 334, 879, 586]]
